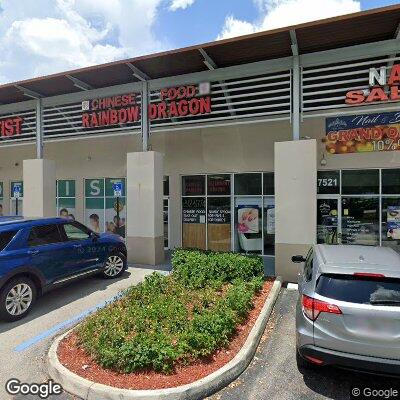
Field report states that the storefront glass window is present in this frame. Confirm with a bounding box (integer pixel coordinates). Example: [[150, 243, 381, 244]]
[[317, 170, 340, 194], [342, 169, 379, 195], [234, 197, 262, 254], [182, 175, 205, 196], [341, 197, 379, 246], [382, 169, 400, 194], [207, 197, 231, 251], [207, 175, 231, 196], [234, 173, 262, 195], [263, 173, 274, 196], [182, 196, 206, 249], [181, 172, 274, 256], [382, 198, 400, 252], [164, 176, 170, 196], [84, 178, 126, 237], [263, 197, 275, 255], [56, 180, 76, 220], [10, 181, 23, 216], [317, 198, 339, 244]]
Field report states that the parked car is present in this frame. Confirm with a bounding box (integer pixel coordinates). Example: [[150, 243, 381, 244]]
[[0, 217, 127, 322], [293, 244, 400, 376]]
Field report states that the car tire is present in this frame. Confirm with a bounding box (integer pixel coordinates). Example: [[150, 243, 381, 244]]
[[296, 349, 317, 372], [102, 252, 127, 279], [0, 277, 37, 322]]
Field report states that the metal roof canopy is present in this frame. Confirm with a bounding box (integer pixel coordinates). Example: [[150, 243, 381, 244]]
[[0, 4, 399, 106]]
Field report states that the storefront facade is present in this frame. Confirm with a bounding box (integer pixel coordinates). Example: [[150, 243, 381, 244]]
[[0, 6, 399, 280]]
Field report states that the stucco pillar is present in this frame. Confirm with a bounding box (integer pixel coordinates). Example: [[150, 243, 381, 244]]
[[126, 151, 164, 265], [23, 159, 56, 217], [274, 140, 317, 282]]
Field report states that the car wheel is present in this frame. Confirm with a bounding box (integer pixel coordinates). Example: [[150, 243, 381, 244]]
[[102, 252, 126, 279], [296, 349, 317, 372], [0, 277, 37, 322]]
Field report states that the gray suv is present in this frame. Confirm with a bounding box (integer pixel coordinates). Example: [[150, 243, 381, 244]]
[[294, 244, 400, 376]]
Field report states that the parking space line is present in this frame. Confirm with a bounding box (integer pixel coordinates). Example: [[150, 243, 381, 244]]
[[14, 293, 122, 352]]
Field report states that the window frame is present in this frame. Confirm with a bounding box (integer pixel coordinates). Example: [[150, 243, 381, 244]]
[[181, 171, 275, 256]]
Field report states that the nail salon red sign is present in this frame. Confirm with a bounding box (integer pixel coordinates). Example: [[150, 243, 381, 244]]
[[345, 64, 400, 105]]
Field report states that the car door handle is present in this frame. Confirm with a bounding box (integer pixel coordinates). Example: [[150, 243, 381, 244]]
[[28, 249, 40, 256], [73, 244, 82, 249]]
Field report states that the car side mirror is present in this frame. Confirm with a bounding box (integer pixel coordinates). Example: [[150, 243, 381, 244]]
[[292, 255, 306, 263]]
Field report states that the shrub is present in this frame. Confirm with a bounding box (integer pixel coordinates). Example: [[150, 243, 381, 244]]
[[77, 249, 265, 374], [172, 248, 264, 288]]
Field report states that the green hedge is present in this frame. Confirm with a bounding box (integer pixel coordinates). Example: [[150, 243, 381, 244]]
[[172, 248, 264, 288], [77, 249, 264, 373]]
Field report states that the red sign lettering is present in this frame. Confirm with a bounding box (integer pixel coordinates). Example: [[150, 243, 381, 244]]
[[345, 64, 400, 105], [0, 117, 23, 137]]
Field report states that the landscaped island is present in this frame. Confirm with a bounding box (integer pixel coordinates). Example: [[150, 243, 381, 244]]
[[58, 249, 274, 389]]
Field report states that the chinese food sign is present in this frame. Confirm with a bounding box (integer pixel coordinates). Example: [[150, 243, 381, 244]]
[[325, 111, 400, 154]]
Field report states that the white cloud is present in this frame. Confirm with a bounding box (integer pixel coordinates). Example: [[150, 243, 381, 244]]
[[169, 0, 195, 11], [217, 0, 361, 40], [0, 0, 167, 84]]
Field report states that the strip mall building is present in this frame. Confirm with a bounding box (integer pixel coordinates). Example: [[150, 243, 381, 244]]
[[0, 5, 399, 281]]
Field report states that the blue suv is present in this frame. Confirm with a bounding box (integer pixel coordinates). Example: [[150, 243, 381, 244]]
[[0, 217, 127, 321]]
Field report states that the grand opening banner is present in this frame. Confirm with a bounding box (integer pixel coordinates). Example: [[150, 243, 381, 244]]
[[325, 111, 400, 154]]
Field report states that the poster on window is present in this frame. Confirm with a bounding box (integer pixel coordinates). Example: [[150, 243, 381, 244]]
[[266, 207, 275, 234], [57, 198, 76, 221], [325, 112, 400, 154], [182, 197, 206, 223], [237, 205, 259, 233], [387, 206, 400, 240], [105, 197, 126, 237], [85, 198, 104, 233]]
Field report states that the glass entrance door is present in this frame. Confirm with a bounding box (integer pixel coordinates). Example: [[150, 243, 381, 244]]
[[317, 197, 341, 244]]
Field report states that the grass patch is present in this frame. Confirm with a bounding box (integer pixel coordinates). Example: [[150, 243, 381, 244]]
[[76, 249, 265, 374]]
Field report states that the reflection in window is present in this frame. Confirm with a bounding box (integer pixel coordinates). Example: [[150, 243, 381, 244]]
[[341, 197, 379, 246], [182, 175, 205, 196], [234, 173, 262, 195], [207, 175, 231, 196], [382, 169, 400, 194], [263, 173, 274, 195], [317, 199, 339, 244], [234, 197, 262, 254], [342, 169, 379, 195]]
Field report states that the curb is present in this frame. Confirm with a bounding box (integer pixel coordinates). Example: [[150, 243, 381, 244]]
[[48, 276, 283, 400]]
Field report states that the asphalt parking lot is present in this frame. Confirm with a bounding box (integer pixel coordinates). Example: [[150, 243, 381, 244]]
[[209, 288, 400, 400], [4, 283, 400, 400], [0, 266, 158, 400]]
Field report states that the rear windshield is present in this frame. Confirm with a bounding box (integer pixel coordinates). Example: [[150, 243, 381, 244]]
[[0, 230, 17, 251], [316, 274, 400, 306]]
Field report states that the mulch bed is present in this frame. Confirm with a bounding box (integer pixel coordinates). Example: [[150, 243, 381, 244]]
[[57, 278, 274, 390]]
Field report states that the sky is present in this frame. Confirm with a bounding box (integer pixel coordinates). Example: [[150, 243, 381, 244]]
[[0, 0, 398, 84]]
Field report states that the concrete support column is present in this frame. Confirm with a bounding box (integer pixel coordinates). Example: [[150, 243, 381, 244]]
[[23, 159, 56, 217], [126, 151, 164, 265], [274, 139, 317, 282]]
